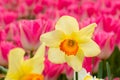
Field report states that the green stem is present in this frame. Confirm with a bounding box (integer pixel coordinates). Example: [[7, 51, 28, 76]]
[[30, 50, 34, 58], [75, 72, 78, 80], [106, 62, 111, 80], [0, 78, 4, 80], [97, 61, 103, 78]]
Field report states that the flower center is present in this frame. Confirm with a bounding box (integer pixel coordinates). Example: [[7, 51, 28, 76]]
[[60, 39, 79, 56], [22, 74, 44, 80], [84, 75, 92, 80]]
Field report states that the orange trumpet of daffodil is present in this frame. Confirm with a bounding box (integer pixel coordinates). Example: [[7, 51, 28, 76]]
[[40, 16, 100, 71], [5, 43, 45, 80]]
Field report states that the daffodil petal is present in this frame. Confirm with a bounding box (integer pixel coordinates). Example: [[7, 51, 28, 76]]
[[65, 50, 84, 71], [22, 59, 44, 74], [78, 23, 97, 39], [5, 48, 25, 80], [48, 48, 66, 63], [40, 30, 65, 47], [22, 43, 45, 74], [55, 16, 79, 34], [79, 40, 100, 57], [34, 43, 45, 59]]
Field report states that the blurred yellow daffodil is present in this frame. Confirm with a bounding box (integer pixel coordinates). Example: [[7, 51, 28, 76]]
[[5, 43, 45, 80], [40, 16, 100, 71]]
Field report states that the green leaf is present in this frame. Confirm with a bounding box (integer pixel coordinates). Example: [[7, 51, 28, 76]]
[[0, 66, 7, 74], [106, 62, 111, 80], [107, 46, 120, 78], [97, 61, 103, 78], [75, 72, 78, 80]]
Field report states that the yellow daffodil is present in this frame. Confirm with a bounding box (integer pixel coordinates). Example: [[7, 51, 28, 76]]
[[40, 16, 100, 71], [5, 43, 45, 80]]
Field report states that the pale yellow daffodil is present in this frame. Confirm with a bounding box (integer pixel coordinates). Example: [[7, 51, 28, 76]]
[[40, 16, 100, 71], [5, 43, 45, 80]]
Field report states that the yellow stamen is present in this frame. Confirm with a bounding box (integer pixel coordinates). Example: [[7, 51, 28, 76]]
[[22, 74, 44, 80], [60, 39, 79, 56]]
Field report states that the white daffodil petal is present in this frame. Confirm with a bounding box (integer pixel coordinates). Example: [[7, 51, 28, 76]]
[[40, 30, 66, 47], [55, 16, 79, 34], [65, 50, 84, 71], [48, 48, 66, 64], [77, 68, 87, 80], [79, 40, 100, 57]]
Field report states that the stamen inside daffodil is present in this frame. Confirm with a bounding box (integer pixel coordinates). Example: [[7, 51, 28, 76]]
[[22, 74, 44, 80], [60, 39, 79, 56], [84, 75, 92, 80]]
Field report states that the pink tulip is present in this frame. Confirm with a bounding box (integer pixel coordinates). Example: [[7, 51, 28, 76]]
[[102, 16, 118, 33], [19, 19, 48, 50], [113, 78, 120, 80], [0, 6, 6, 27], [92, 57, 101, 73], [82, 57, 92, 72], [41, 0, 57, 7], [0, 41, 15, 66], [16, 3, 28, 18], [3, 11, 17, 25], [25, 0, 34, 6], [94, 30, 115, 59], [44, 58, 73, 80], [0, 30, 6, 42], [33, 4, 43, 14], [116, 28, 120, 50], [57, 0, 75, 10], [5, 22, 21, 47]]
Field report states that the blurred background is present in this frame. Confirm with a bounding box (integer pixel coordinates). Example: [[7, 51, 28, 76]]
[[0, 0, 120, 80]]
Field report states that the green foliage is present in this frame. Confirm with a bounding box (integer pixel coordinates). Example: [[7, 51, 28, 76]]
[[97, 47, 120, 79], [106, 62, 111, 80], [0, 66, 7, 75], [57, 74, 68, 80], [0, 78, 4, 80], [97, 61, 103, 78], [108, 47, 120, 78]]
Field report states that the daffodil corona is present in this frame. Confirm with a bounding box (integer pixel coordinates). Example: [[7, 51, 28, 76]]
[[40, 16, 100, 71], [5, 43, 45, 80], [22, 74, 44, 80], [60, 39, 79, 56]]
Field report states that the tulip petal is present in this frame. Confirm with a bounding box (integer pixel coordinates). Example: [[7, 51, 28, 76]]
[[48, 48, 66, 63], [55, 16, 79, 34], [22, 43, 45, 74], [65, 50, 84, 71], [40, 30, 65, 47], [5, 48, 25, 79], [79, 40, 100, 57], [78, 23, 97, 39], [19, 24, 33, 50]]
